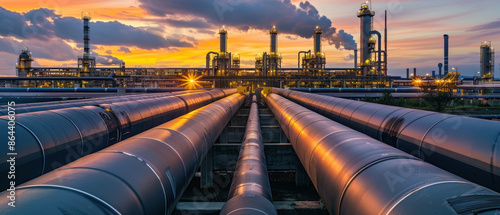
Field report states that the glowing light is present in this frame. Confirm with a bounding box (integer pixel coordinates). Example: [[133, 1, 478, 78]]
[[181, 73, 203, 90]]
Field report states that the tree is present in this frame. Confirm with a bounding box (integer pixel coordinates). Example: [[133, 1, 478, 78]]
[[379, 90, 395, 105], [423, 91, 455, 112]]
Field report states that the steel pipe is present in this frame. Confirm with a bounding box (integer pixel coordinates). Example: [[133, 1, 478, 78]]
[[0, 90, 204, 115], [264, 92, 500, 215], [292, 88, 422, 93], [220, 95, 277, 215], [273, 88, 500, 192], [0, 93, 245, 214], [0, 89, 236, 190]]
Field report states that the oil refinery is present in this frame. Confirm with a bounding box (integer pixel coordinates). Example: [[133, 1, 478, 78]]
[[1, 0, 500, 214]]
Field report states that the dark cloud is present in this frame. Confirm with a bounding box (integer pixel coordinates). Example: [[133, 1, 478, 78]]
[[118, 46, 132, 53], [0, 7, 196, 50], [138, 0, 357, 50], [105, 50, 113, 55], [0, 37, 79, 61], [163, 18, 212, 29], [96, 54, 124, 65], [196, 29, 216, 35], [0, 36, 124, 66]]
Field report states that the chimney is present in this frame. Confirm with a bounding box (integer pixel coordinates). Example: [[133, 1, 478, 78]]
[[444, 34, 449, 75]]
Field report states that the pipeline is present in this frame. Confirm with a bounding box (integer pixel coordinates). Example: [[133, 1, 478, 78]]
[[0, 89, 235, 191], [0, 90, 207, 114], [220, 95, 277, 215], [264, 92, 500, 215], [0, 92, 245, 214], [272, 88, 500, 192], [0, 91, 187, 115], [292, 88, 422, 93], [0, 87, 187, 93]]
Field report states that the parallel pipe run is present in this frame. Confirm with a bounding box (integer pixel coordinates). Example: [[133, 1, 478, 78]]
[[0, 90, 203, 115], [220, 95, 277, 215], [264, 92, 500, 215], [272, 88, 500, 192], [0, 89, 235, 191], [0, 93, 246, 215]]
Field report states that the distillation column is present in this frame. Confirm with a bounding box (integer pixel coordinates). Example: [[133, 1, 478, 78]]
[[357, 2, 375, 75]]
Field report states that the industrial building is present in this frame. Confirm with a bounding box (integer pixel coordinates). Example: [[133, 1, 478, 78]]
[[1, 88, 500, 214], [9, 2, 396, 90], [481, 41, 495, 80]]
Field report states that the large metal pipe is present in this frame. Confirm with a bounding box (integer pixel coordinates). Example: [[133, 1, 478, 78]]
[[264, 92, 500, 215], [370, 30, 382, 74], [0, 89, 236, 190], [292, 88, 422, 93], [0, 88, 187, 93], [0, 93, 245, 214], [0, 90, 201, 114], [221, 95, 277, 215], [272, 88, 500, 192]]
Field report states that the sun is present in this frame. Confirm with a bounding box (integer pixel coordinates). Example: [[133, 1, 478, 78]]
[[181, 73, 203, 89]]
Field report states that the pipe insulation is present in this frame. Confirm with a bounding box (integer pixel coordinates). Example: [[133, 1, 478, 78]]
[[272, 88, 500, 192], [220, 95, 277, 215], [264, 92, 500, 215], [0, 89, 236, 191], [0, 92, 245, 214]]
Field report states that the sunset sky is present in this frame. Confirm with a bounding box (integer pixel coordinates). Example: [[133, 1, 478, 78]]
[[0, 0, 499, 77]]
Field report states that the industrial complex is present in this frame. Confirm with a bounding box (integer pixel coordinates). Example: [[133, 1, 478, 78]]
[[1, 1, 500, 215]]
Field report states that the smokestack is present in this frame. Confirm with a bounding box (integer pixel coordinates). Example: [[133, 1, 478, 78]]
[[413, 68, 417, 77], [444, 34, 449, 75], [432, 70, 436, 78], [270, 26, 278, 53], [219, 26, 227, 53], [314, 26, 322, 54], [384, 10, 388, 75], [406, 68, 410, 79], [438, 63, 443, 78], [354, 50, 358, 68], [82, 12, 91, 59]]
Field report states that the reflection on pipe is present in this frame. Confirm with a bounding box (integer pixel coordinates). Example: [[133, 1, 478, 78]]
[[0, 90, 204, 115], [0, 93, 245, 215], [220, 95, 277, 215], [0, 89, 235, 191], [272, 88, 500, 192], [264, 92, 500, 215]]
